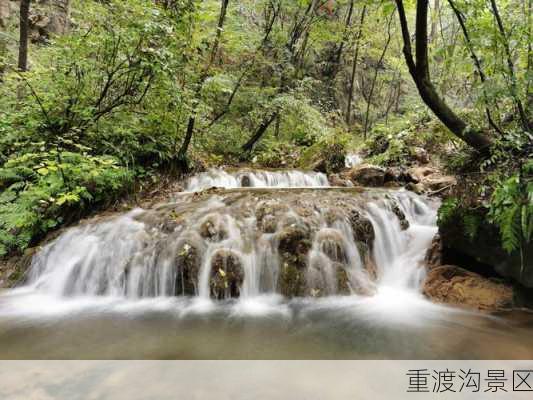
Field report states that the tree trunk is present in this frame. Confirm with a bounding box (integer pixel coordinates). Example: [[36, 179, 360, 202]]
[[346, 5, 366, 125], [176, 0, 230, 167], [363, 13, 394, 138], [394, 0, 492, 151], [430, 0, 440, 41], [18, 0, 31, 72], [489, 0, 530, 133], [242, 113, 278, 152], [448, 0, 503, 135]]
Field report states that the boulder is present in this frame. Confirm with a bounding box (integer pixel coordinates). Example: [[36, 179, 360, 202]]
[[209, 249, 244, 300], [440, 216, 533, 288], [277, 224, 312, 297], [328, 174, 354, 187], [423, 175, 457, 192], [423, 265, 514, 312], [175, 241, 203, 295], [407, 166, 438, 183], [240, 175, 252, 187], [407, 166, 456, 193], [277, 223, 312, 258], [405, 182, 425, 194], [349, 165, 386, 187]]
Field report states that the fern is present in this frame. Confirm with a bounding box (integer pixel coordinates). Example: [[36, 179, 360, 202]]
[[488, 171, 532, 254]]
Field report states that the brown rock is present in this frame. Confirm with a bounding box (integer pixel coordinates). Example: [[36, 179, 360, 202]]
[[199, 215, 228, 241], [423, 175, 457, 192], [329, 174, 354, 187], [425, 234, 443, 268], [408, 166, 438, 183], [176, 240, 203, 295], [423, 265, 514, 312], [209, 249, 244, 300], [405, 182, 425, 194], [349, 165, 386, 187]]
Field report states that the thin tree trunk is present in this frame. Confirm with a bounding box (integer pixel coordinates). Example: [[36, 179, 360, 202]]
[[489, 0, 530, 132], [527, 0, 532, 120], [333, 0, 355, 66], [346, 5, 367, 125], [394, 0, 492, 151], [209, 2, 279, 127], [430, 0, 440, 41], [18, 0, 31, 72], [448, 0, 503, 135], [242, 112, 278, 152], [363, 13, 394, 138], [177, 0, 230, 169]]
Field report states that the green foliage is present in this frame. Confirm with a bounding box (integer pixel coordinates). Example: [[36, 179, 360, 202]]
[[0, 151, 133, 256], [488, 161, 533, 254], [363, 111, 453, 167], [299, 129, 351, 173]]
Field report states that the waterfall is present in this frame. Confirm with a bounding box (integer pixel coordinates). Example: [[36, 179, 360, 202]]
[[345, 153, 363, 168], [185, 169, 329, 192], [16, 171, 439, 303]]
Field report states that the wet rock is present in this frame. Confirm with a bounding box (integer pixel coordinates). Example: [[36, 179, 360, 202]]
[[255, 201, 286, 233], [349, 165, 386, 187], [0, 248, 37, 288], [336, 266, 351, 295], [425, 234, 443, 268], [306, 260, 351, 297], [316, 229, 348, 263], [323, 208, 344, 226], [199, 215, 228, 241], [240, 175, 252, 187], [348, 209, 375, 246], [277, 224, 312, 258], [358, 243, 377, 281], [277, 224, 312, 297], [329, 174, 354, 187], [279, 261, 307, 297], [423, 265, 514, 312], [176, 240, 202, 295], [405, 182, 425, 194], [390, 202, 409, 231], [209, 249, 244, 300]]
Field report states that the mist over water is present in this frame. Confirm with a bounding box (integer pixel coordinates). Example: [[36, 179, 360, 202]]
[[0, 169, 532, 359]]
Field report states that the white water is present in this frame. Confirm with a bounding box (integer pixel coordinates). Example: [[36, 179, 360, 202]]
[[345, 153, 363, 168], [185, 169, 329, 192], [2, 169, 532, 360], [2, 172, 439, 318]]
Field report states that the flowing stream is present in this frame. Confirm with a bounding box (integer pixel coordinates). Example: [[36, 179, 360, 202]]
[[0, 169, 532, 359]]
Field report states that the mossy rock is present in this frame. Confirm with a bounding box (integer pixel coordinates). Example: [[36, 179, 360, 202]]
[[209, 248, 244, 300], [348, 209, 375, 246], [175, 240, 203, 295]]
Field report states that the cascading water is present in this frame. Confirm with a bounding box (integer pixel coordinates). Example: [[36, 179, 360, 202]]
[[15, 176, 437, 303], [185, 169, 329, 192], [3, 169, 531, 359]]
